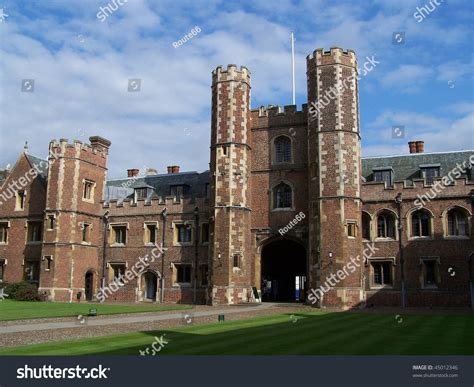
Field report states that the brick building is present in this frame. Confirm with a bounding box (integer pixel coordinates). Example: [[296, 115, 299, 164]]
[[0, 47, 473, 308]]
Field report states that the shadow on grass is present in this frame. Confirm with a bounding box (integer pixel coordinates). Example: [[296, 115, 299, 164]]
[[48, 311, 474, 356]]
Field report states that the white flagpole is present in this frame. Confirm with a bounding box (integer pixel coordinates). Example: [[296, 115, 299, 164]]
[[291, 31, 296, 105]]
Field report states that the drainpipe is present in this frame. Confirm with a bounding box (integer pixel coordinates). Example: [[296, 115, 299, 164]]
[[161, 207, 167, 303], [101, 211, 110, 291], [395, 193, 406, 309], [193, 206, 199, 305]]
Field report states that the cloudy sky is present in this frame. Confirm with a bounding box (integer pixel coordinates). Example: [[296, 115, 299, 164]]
[[0, 0, 472, 178]]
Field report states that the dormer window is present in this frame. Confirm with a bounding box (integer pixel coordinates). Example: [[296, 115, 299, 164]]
[[420, 164, 440, 185], [135, 188, 148, 201], [170, 185, 188, 199], [373, 167, 393, 187]]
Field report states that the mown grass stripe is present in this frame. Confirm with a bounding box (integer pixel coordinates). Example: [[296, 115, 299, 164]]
[[0, 311, 472, 356]]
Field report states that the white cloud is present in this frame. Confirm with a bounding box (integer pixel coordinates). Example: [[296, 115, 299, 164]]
[[363, 109, 474, 157], [0, 0, 472, 177], [380, 65, 434, 92]]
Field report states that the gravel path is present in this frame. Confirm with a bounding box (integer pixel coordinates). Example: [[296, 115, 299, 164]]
[[0, 304, 312, 348]]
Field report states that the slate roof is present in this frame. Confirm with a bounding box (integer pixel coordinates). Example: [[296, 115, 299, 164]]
[[104, 150, 473, 201], [26, 154, 49, 179], [105, 171, 210, 202], [362, 150, 473, 183]]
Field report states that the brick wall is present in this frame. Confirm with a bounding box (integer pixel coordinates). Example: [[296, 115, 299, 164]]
[[0, 152, 46, 285]]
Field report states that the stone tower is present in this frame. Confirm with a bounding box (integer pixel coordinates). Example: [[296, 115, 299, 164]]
[[306, 48, 364, 308], [39, 136, 111, 302], [209, 65, 253, 304]]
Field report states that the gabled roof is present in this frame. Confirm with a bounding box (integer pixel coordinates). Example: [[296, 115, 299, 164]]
[[362, 150, 473, 182]]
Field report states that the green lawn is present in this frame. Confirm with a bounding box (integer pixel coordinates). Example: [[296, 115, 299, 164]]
[[1, 311, 473, 355], [0, 300, 191, 321]]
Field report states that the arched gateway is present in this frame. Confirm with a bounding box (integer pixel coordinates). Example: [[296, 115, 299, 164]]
[[261, 238, 307, 302]]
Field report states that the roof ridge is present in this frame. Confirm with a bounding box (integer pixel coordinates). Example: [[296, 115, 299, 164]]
[[362, 149, 473, 160], [107, 170, 210, 182], [26, 153, 48, 163]]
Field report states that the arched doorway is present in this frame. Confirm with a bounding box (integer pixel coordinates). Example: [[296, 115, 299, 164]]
[[143, 271, 158, 301], [261, 238, 307, 302], [85, 271, 94, 301]]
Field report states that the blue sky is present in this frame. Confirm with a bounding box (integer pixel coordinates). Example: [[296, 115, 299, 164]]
[[0, 0, 472, 178]]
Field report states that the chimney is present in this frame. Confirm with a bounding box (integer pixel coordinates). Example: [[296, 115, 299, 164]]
[[408, 141, 417, 154], [167, 165, 180, 174], [415, 140, 424, 153], [89, 136, 111, 152], [127, 168, 139, 177]]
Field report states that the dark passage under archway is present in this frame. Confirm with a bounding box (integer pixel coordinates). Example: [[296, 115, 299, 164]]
[[261, 238, 307, 302]]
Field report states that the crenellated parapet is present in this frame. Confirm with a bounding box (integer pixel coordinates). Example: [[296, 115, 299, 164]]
[[362, 177, 474, 203], [250, 104, 308, 129], [212, 64, 251, 85], [103, 196, 211, 215], [48, 136, 111, 169], [307, 47, 357, 67]]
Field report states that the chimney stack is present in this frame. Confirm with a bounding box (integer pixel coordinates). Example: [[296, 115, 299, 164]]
[[408, 140, 425, 154], [408, 141, 417, 154], [415, 140, 424, 153], [127, 168, 139, 177], [167, 165, 180, 174], [89, 136, 111, 152]]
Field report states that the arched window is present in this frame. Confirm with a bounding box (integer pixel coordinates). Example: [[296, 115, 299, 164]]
[[377, 211, 396, 239], [275, 136, 291, 163], [362, 212, 371, 240], [447, 208, 469, 236], [273, 183, 292, 209], [411, 210, 431, 237]]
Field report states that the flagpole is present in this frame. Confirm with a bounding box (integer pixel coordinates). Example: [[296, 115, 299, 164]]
[[291, 31, 296, 105]]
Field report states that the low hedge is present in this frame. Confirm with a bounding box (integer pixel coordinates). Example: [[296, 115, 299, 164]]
[[1, 281, 41, 301]]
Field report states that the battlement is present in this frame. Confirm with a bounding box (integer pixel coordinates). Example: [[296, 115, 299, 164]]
[[250, 104, 308, 128], [362, 176, 474, 203], [307, 47, 357, 67], [212, 64, 251, 84], [103, 195, 211, 214], [48, 136, 111, 162], [252, 104, 307, 117]]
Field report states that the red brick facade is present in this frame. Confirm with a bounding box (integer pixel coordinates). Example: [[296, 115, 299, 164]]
[[0, 47, 472, 308]]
